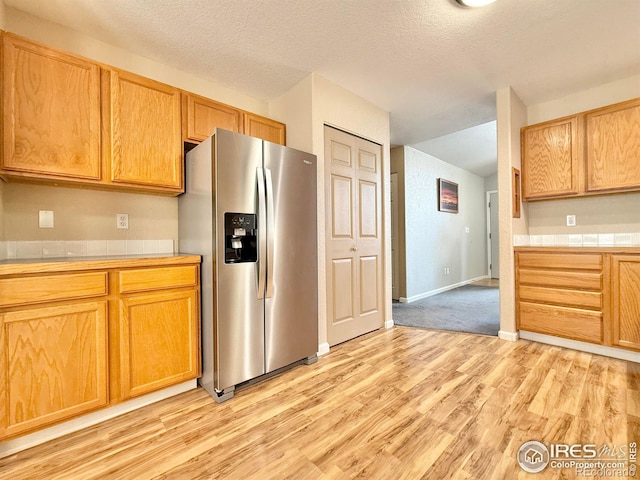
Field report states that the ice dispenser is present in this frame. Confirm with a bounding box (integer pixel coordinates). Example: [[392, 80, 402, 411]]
[[224, 213, 257, 263]]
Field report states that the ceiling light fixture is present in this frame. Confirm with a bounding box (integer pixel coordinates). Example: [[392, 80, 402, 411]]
[[455, 0, 497, 7]]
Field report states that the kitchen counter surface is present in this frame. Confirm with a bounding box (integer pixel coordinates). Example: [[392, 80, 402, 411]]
[[0, 254, 201, 276]]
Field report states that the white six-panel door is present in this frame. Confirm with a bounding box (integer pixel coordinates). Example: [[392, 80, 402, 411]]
[[325, 126, 383, 346]]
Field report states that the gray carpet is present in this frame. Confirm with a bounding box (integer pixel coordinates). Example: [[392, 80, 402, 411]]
[[392, 284, 499, 336]]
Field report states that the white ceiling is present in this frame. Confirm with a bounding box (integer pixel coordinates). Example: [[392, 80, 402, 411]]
[[411, 121, 496, 177], [6, 0, 640, 177]]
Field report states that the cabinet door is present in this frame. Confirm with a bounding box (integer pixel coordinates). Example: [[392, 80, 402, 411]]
[[0, 302, 108, 440], [243, 112, 286, 145], [521, 116, 581, 199], [586, 98, 640, 192], [183, 93, 242, 143], [1, 33, 101, 181], [118, 289, 199, 399], [612, 255, 640, 351], [108, 70, 183, 192]]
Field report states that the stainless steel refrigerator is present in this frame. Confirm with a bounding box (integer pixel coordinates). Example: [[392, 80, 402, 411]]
[[178, 128, 318, 402]]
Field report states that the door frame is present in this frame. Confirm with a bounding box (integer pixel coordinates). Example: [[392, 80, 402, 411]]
[[486, 190, 498, 279]]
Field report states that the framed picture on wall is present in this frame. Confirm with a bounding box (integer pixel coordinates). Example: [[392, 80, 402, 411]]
[[438, 178, 458, 213]]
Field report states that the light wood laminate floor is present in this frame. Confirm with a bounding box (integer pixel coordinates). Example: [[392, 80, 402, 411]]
[[472, 278, 499, 287], [1, 327, 638, 479]]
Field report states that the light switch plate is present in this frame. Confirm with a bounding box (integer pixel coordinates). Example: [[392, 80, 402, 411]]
[[39, 210, 54, 228]]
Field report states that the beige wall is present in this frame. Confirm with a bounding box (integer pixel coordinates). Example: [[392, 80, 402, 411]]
[[0, 182, 4, 242], [525, 74, 640, 235], [1, 8, 270, 247], [271, 73, 391, 349], [3, 183, 178, 241], [270, 76, 314, 153], [527, 75, 640, 125], [497, 87, 528, 338], [484, 173, 498, 192]]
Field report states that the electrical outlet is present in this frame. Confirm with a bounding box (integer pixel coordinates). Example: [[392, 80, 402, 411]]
[[116, 213, 129, 230], [39, 210, 54, 229], [444, 267, 450, 275], [566, 214, 576, 227]]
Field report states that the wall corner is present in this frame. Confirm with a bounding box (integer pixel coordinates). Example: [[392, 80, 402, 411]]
[[496, 86, 528, 335]]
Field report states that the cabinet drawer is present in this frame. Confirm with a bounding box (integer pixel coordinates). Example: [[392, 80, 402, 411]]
[[0, 273, 108, 307], [517, 252, 602, 270], [518, 269, 602, 290], [518, 285, 601, 310], [119, 265, 198, 293], [519, 302, 603, 344]]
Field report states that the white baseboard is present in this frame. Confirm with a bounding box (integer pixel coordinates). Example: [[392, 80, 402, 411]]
[[498, 330, 519, 341], [399, 275, 489, 304], [384, 319, 394, 329], [317, 342, 330, 356], [520, 330, 640, 363], [0, 379, 197, 459]]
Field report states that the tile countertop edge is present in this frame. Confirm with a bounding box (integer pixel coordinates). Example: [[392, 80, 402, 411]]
[[514, 246, 640, 254], [0, 254, 202, 276]]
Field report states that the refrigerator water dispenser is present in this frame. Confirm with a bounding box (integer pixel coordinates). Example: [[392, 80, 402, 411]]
[[224, 212, 257, 263]]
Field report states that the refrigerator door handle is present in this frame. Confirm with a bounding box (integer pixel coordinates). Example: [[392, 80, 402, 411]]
[[265, 167, 275, 298], [256, 167, 267, 300]]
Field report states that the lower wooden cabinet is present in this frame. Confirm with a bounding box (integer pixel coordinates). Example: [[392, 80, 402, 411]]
[[0, 301, 109, 439], [0, 256, 200, 440], [118, 289, 199, 400], [516, 248, 640, 353], [611, 255, 640, 350], [516, 250, 605, 344]]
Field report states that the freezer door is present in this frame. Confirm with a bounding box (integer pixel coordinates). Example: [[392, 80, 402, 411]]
[[263, 141, 318, 372], [214, 129, 265, 391]]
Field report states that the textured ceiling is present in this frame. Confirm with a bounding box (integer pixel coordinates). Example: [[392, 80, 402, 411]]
[[5, 0, 640, 176]]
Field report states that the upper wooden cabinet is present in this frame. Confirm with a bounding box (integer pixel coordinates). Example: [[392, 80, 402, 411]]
[[244, 112, 286, 145], [182, 97, 287, 146], [1, 33, 101, 183], [182, 92, 242, 143], [521, 115, 581, 199], [521, 97, 640, 201], [107, 69, 183, 193], [0, 31, 288, 193], [586, 98, 640, 192]]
